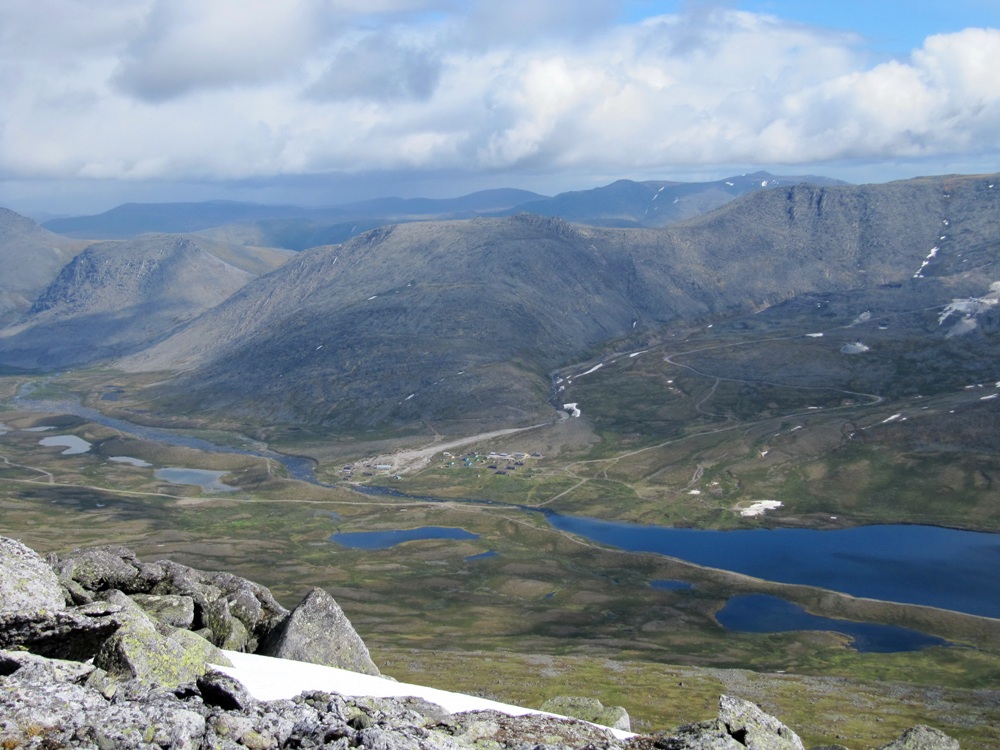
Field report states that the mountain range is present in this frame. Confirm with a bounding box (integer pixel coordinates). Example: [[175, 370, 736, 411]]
[[2, 172, 998, 435], [38, 171, 842, 249]]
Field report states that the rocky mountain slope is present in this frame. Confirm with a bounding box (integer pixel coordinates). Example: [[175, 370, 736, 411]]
[[0, 234, 292, 370], [115, 174, 998, 432], [0, 207, 90, 327], [0, 536, 958, 749]]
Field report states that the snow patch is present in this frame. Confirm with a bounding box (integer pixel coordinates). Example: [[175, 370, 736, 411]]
[[629, 350, 648, 357], [577, 363, 603, 377], [215, 652, 634, 739], [840, 341, 870, 355], [882, 413, 903, 424], [981, 393, 999, 401], [805, 333, 823, 338], [563, 403, 581, 418], [740, 500, 782, 517]]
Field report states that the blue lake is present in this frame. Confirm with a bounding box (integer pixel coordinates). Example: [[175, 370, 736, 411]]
[[545, 515, 1000, 619], [716, 594, 951, 653], [330, 526, 479, 550]]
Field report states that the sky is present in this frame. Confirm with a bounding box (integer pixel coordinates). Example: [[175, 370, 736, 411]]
[[1, 0, 999, 216]]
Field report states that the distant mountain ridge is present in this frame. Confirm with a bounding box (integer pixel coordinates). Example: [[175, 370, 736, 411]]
[[40, 172, 842, 248], [496, 171, 845, 227]]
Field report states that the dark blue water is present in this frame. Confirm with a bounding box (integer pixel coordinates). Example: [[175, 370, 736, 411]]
[[546, 515, 1000, 618], [465, 550, 499, 562], [716, 594, 951, 652], [650, 579, 694, 591], [329, 526, 479, 549]]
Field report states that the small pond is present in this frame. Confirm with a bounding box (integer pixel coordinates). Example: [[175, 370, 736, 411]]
[[465, 550, 499, 562], [154, 467, 236, 492], [716, 594, 951, 653], [38, 435, 92, 455], [329, 527, 479, 550]]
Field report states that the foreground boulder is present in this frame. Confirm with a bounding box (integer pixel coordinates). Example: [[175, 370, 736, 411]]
[[0, 601, 122, 660], [92, 591, 219, 689], [876, 725, 960, 750], [0, 536, 379, 694], [259, 587, 381, 675], [652, 695, 805, 750], [56, 545, 289, 650], [0, 536, 65, 613], [540, 695, 631, 732]]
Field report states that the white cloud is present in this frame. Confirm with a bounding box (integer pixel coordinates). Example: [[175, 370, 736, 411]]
[[1, 4, 999, 195], [307, 31, 443, 102], [113, 0, 329, 100]]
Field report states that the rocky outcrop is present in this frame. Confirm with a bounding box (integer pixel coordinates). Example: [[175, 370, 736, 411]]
[[651, 695, 805, 750], [1, 537, 379, 687], [55, 543, 291, 652], [540, 695, 631, 732], [259, 587, 381, 675], [0, 537, 964, 749], [0, 601, 122, 660], [876, 725, 960, 750], [0, 536, 65, 612]]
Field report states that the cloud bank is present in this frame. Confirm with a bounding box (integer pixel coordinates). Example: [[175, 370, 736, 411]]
[[1, 1, 998, 197]]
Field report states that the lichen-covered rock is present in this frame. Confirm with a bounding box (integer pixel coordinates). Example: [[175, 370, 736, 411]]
[[150, 560, 288, 643], [93, 591, 211, 688], [0, 536, 65, 613], [197, 669, 256, 711], [539, 695, 631, 731], [653, 695, 804, 750], [205, 596, 251, 651], [0, 601, 122, 659], [131, 592, 195, 629], [168, 627, 233, 668], [0, 649, 97, 684], [53, 544, 147, 592], [259, 587, 380, 675], [450, 707, 623, 749], [55, 546, 288, 649], [717, 695, 804, 750], [876, 725, 960, 750]]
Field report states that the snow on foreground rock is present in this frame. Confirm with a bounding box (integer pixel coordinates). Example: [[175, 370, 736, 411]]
[[215, 650, 634, 738]]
